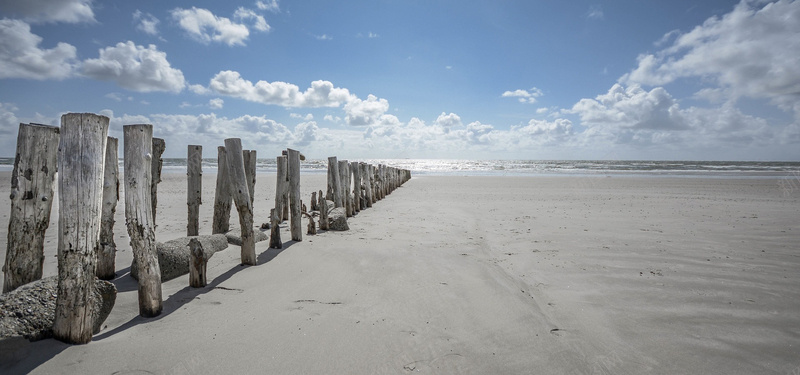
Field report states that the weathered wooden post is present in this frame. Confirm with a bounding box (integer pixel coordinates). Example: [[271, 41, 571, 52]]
[[310, 191, 318, 211], [370, 164, 378, 204], [362, 163, 373, 209], [275, 155, 288, 222], [212, 146, 232, 234], [304, 213, 317, 235], [3, 123, 60, 293], [243, 150, 256, 206], [287, 148, 302, 242], [269, 208, 282, 249], [351, 161, 361, 214], [187, 145, 202, 236], [328, 157, 342, 207], [96, 136, 119, 280], [318, 189, 329, 230], [150, 137, 165, 225], [224, 138, 256, 265], [338, 160, 351, 217], [122, 124, 163, 319], [52, 113, 109, 344], [188, 238, 207, 288]]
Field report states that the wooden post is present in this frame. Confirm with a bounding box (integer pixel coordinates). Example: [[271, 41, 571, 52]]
[[224, 138, 256, 265], [351, 161, 361, 214], [96, 136, 119, 280], [243, 150, 256, 206], [310, 191, 318, 211], [188, 238, 207, 288], [328, 157, 342, 207], [150, 137, 165, 225], [187, 145, 202, 236], [287, 149, 302, 242], [212, 146, 232, 234], [338, 160, 351, 217], [318, 189, 329, 230], [362, 163, 373, 208], [3, 123, 60, 293], [122, 124, 163, 319], [269, 208, 282, 249], [275, 155, 288, 222], [52, 113, 109, 344], [304, 213, 317, 235]]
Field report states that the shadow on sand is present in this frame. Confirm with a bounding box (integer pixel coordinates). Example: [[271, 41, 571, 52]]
[[94, 240, 298, 341]]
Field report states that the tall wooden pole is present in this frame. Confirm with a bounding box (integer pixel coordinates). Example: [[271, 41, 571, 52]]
[[96, 136, 119, 280], [351, 161, 361, 213], [338, 160, 351, 217], [212, 146, 231, 234], [362, 163, 373, 208], [150, 137, 165, 225], [243, 150, 256, 206], [53, 113, 109, 344], [187, 145, 202, 236], [123, 124, 163, 318], [275, 155, 288, 222], [224, 138, 256, 265], [3, 123, 60, 293], [328, 157, 342, 208], [287, 148, 302, 242]]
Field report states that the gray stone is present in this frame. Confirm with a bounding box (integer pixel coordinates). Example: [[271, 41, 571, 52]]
[[328, 207, 349, 231], [0, 277, 117, 341], [131, 234, 229, 281], [225, 229, 268, 246]]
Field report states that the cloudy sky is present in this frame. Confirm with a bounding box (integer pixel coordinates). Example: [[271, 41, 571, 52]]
[[1, 0, 798, 160]]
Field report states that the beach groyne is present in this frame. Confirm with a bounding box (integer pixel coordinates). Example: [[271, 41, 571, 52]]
[[1, 112, 410, 344]]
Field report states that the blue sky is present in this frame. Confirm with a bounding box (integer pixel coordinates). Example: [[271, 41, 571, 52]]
[[1, 0, 798, 160]]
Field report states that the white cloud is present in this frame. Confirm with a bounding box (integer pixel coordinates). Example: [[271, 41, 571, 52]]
[[0, 102, 20, 135], [502, 87, 543, 104], [208, 98, 224, 109], [171, 7, 251, 46], [234, 7, 270, 32], [290, 113, 314, 120], [434, 112, 462, 127], [82, 41, 186, 93], [621, 0, 800, 118], [344, 94, 390, 126], [571, 84, 686, 130], [536, 107, 549, 114], [133, 10, 160, 36], [294, 121, 320, 146], [368, 32, 379, 38], [0, 19, 77, 80], [0, 0, 95, 24], [256, 0, 280, 13], [188, 84, 211, 95], [206, 70, 352, 107], [314, 34, 333, 40]]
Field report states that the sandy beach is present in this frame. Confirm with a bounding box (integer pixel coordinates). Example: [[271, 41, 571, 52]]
[[1, 171, 799, 374]]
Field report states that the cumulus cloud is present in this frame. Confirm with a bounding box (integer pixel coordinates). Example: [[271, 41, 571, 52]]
[[0, 0, 95, 23], [133, 10, 160, 36], [621, 0, 800, 116], [344, 95, 390, 126], [294, 121, 320, 146], [434, 112, 462, 127], [0, 19, 78, 80], [82, 41, 186, 93], [0, 102, 20, 135], [206, 70, 352, 107], [234, 7, 270, 32], [502, 87, 543, 104], [171, 7, 251, 46], [586, 5, 604, 20], [208, 98, 224, 109], [571, 84, 686, 130]]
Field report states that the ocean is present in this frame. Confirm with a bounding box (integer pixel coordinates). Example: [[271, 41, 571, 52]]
[[1, 157, 798, 178]]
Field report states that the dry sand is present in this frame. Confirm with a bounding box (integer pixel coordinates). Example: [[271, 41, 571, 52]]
[[1, 171, 799, 374]]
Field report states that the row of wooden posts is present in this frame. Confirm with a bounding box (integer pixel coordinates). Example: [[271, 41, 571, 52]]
[[2, 112, 410, 344]]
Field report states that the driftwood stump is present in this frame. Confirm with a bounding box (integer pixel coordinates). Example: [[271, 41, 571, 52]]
[[328, 157, 342, 207], [187, 145, 202, 236], [3, 123, 59, 293], [275, 155, 288, 222], [319, 191, 329, 230], [224, 138, 256, 266], [212, 146, 231, 234], [150, 137, 165, 225], [53, 113, 109, 344], [96, 136, 119, 280], [188, 238, 208, 288], [304, 213, 317, 235], [243, 149, 256, 206], [310, 191, 318, 211], [123, 124, 163, 319], [269, 208, 282, 249]]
